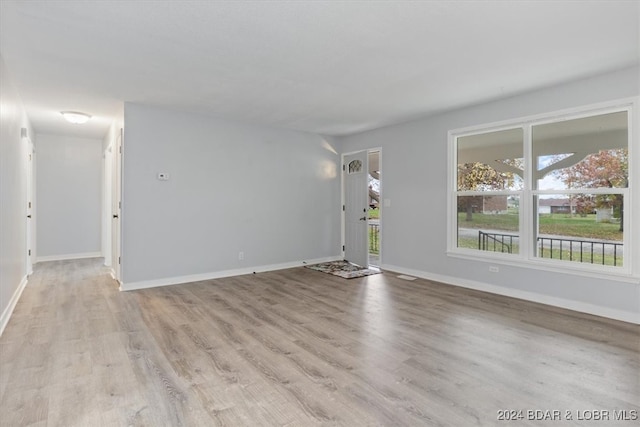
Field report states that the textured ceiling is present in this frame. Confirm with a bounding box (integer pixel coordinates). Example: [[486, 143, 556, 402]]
[[1, 1, 638, 140]]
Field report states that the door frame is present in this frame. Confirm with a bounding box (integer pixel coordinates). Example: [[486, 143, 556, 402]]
[[103, 143, 113, 267], [112, 128, 123, 284], [367, 149, 382, 266], [341, 147, 382, 266], [25, 137, 35, 275]]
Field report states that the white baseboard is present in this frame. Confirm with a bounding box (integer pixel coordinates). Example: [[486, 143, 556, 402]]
[[109, 269, 123, 290], [36, 252, 102, 263], [0, 275, 28, 337], [120, 256, 342, 291], [381, 263, 640, 325]]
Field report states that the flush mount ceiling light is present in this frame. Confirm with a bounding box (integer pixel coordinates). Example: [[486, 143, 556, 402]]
[[61, 111, 92, 124]]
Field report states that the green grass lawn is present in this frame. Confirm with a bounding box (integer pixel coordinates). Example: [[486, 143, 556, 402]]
[[458, 212, 622, 241], [458, 212, 519, 231], [539, 214, 622, 240], [369, 223, 379, 254]]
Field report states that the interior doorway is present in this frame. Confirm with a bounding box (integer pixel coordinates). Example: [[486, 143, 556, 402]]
[[111, 129, 122, 283], [103, 128, 123, 284]]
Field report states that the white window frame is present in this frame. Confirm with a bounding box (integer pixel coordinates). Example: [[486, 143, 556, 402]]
[[447, 98, 639, 283]]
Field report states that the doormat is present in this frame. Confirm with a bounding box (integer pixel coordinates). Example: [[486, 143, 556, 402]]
[[305, 260, 381, 279]]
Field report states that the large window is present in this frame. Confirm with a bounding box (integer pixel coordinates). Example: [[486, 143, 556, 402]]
[[456, 128, 523, 254], [449, 103, 634, 276]]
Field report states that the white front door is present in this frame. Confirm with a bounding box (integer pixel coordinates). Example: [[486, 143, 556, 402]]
[[344, 151, 369, 267]]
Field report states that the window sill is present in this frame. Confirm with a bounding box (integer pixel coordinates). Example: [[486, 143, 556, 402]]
[[446, 250, 640, 284]]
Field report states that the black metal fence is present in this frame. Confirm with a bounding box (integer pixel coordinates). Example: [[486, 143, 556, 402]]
[[537, 236, 623, 266], [478, 230, 514, 253], [478, 230, 623, 266]]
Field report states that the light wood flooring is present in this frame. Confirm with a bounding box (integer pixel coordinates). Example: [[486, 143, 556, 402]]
[[1, 258, 638, 426]]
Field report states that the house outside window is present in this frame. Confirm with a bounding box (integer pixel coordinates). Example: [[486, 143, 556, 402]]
[[448, 101, 636, 278]]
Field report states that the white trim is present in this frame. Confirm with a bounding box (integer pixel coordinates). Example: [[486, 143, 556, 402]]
[[447, 250, 639, 284], [35, 252, 103, 263], [25, 137, 35, 276], [532, 188, 627, 195], [456, 190, 522, 196], [629, 100, 639, 278], [523, 124, 533, 258], [447, 131, 456, 254], [117, 127, 123, 283], [0, 275, 28, 337], [373, 147, 383, 266], [449, 97, 637, 138], [120, 256, 342, 291], [102, 143, 113, 267], [340, 153, 346, 259], [459, 188, 627, 197], [381, 263, 640, 325]]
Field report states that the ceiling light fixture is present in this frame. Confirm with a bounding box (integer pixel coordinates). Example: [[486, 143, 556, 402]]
[[61, 111, 92, 124]]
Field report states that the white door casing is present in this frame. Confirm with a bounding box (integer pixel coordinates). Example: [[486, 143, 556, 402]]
[[344, 151, 369, 267], [25, 139, 34, 275], [111, 129, 123, 282], [103, 144, 113, 267]]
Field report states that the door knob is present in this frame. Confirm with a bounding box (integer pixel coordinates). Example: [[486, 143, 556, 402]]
[[27, 215, 31, 218], [113, 214, 119, 218], [359, 216, 367, 221]]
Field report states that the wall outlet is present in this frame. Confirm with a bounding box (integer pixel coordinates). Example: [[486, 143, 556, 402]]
[[489, 266, 499, 273], [238, 251, 244, 261]]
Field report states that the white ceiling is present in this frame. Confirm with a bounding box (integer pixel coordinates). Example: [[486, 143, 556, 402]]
[[1, 1, 638, 140]]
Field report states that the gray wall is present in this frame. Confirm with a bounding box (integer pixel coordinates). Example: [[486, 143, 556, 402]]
[[122, 103, 342, 286], [338, 66, 640, 322], [0, 56, 32, 329], [36, 134, 103, 259]]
